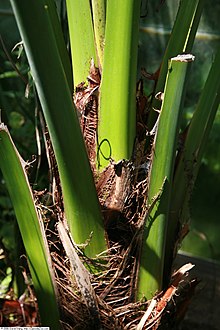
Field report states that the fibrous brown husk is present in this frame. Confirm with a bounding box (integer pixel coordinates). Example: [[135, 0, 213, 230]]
[[49, 221, 197, 330], [33, 63, 198, 329]]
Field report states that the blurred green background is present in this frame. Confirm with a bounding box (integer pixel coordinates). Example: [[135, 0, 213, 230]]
[[0, 0, 220, 266]]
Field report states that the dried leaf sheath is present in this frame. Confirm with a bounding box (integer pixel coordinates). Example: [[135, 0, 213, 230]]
[[96, 161, 132, 224], [74, 61, 100, 173]]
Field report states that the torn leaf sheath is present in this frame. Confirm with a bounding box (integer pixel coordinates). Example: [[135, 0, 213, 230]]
[[74, 61, 100, 173], [96, 161, 131, 225]]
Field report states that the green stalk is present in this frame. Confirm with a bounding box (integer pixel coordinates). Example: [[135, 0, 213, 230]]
[[157, 0, 203, 91], [98, 0, 141, 168], [66, 0, 97, 85], [165, 46, 220, 268], [148, 0, 204, 128], [45, 0, 73, 91], [0, 124, 60, 329], [91, 0, 106, 70], [138, 55, 195, 299], [10, 0, 106, 257]]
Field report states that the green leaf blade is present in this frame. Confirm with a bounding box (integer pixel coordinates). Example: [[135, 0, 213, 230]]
[[0, 124, 60, 329]]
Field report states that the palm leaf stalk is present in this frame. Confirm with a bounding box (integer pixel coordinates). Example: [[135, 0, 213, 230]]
[[98, 0, 141, 167], [66, 0, 98, 85], [10, 0, 106, 257], [0, 124, 60, 329], [45, 0, 73, 91], [165, 46, 220, 270], [147, 0, 204, 129], [138, 54, 195, 299], [155, 0, 204, 94], [91, 0, 106, 70]]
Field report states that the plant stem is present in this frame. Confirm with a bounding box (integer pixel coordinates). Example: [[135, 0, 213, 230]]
[[98, 0, 141, 168], [91, 0, 106, 70], [66, 0, 97, 85], [10, 0, 106, 257], [0, 124, 60, 329], [138, 55, 194, 299], [147, 0, 204, 129], [165, 46, 220, 276]]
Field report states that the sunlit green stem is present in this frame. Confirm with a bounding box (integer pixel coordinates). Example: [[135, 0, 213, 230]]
[[138, 55, 194, 299], [147, 0, 204, 129], [66, 0, 97, 85], [98, 0, 141, 168], [165, 46, 220, 272], [91, 0, 106, 70]]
